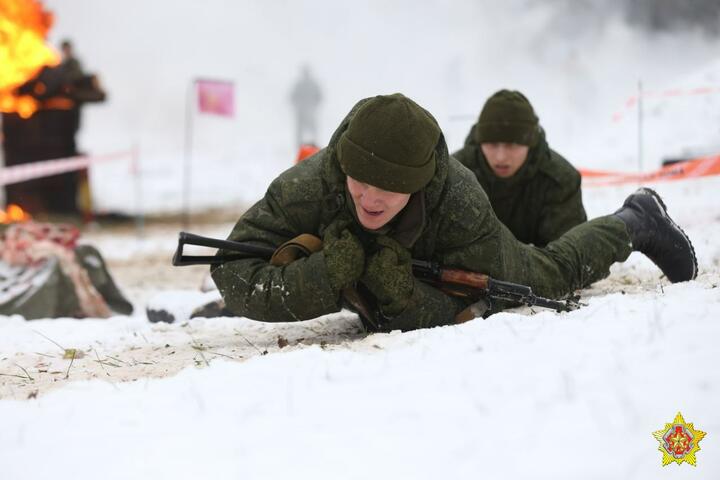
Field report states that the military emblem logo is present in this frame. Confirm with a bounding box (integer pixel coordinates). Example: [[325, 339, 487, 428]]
[[652, 412, 706, 466]]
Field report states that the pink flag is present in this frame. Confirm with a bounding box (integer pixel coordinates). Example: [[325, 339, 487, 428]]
[[197, 79, 234, 117]]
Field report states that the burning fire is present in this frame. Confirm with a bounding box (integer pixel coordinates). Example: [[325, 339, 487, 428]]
[[0, 203, 32, 223], [0, 0, 59, 118]]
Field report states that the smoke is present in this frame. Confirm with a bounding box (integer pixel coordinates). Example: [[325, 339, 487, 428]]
[[532, 0, 720, 36], [624, 0, 720, 35]]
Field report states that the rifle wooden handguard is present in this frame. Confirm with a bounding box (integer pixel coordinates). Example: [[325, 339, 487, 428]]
[[438, 268, 491, 290]]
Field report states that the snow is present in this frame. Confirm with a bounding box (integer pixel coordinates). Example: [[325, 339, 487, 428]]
[[2, 1, 720, 478], [1, 280, 719, 479]]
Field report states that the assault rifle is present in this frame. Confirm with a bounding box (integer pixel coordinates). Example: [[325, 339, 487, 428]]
[[172, 232, 580, 313]]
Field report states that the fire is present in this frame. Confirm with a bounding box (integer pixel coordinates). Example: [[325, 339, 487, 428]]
[[0, 204, 33, 223], [0, 0, 60, 118]]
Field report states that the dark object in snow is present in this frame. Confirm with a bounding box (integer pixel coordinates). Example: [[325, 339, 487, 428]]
[[0, 244, 133, 320], [146, 308, 175, 324], [0, 245, 133, 319], [0, 257, 80, 319], [145, 298, 234, 324], [0, 223, 132, 319], [190, 299, 234, 318], [614, 187, 698, 282]]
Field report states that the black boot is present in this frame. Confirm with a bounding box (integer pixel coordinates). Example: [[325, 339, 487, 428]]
[[614, 187, 697, 283]]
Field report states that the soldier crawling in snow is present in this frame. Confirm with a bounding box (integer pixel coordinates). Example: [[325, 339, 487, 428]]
[[453, 89, 586, 246], [211, 93, 697, 332]]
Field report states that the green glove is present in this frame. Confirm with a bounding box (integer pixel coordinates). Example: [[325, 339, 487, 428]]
[[361, 235, 414, 316], [323, 219, 365, 292]]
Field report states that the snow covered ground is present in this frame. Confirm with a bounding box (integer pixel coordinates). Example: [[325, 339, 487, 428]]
[[2, 1, 720, 478]]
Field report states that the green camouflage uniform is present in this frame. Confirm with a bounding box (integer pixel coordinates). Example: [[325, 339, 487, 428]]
[[212, 97, 632, 332], [453, 126, 586, 246]]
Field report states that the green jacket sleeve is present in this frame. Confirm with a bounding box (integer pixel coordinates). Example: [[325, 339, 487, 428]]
[[211, 164, 342, 322]]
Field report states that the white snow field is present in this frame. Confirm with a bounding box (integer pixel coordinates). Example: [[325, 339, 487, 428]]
[[3, 1, 720, 479]]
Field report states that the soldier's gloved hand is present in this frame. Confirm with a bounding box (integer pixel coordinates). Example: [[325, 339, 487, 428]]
[[322, 219, 365, 292], [361, 235, 414, 316]]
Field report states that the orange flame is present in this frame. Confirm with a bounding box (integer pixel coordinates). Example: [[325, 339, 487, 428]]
[[0, 203, 33, 223], [0, 0, 60, 118]]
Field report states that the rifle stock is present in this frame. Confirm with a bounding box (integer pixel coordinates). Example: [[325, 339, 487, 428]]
[[173, 232, 580, 313]]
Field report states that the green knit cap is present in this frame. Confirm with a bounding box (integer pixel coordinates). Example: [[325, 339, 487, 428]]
[[337, 93, 440, 194], [475, 89, 539, 146]]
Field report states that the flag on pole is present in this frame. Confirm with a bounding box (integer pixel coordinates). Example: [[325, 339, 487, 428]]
[[196, 79, 234, 117]]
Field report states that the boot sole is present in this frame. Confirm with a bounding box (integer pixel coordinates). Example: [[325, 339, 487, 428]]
[[637, 187, 698, 281]]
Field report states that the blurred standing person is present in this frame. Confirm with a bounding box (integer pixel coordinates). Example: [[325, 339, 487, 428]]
[[57, 39, 85, 150], [60, 39, 84, 85], [290, 65, 322, 149], [453, 90, 586, 247]]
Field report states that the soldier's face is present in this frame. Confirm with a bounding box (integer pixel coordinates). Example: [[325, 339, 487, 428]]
[[346, 176, 411, 230], [481, 142, 529, 178]]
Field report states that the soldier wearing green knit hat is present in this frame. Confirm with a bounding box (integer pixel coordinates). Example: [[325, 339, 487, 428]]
[[454, 89, 587, 246], [212, 93, 697, 332]]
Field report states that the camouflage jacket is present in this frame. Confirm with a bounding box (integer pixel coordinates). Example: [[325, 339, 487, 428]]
[[211, 98, 523, 332], [452, 125, 587, 246]]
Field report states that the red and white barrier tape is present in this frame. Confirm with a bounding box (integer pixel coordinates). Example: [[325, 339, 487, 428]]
[[0, 151, 133, 187], [612, 85, 720, 122], [581, 154, 720, 187]]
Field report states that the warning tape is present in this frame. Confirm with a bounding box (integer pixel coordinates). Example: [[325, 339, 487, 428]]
[[4, 148, 715, 189], [0, 151, 133, 187], [612, 86, 720, 122], [581, 154, 720, 187]]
